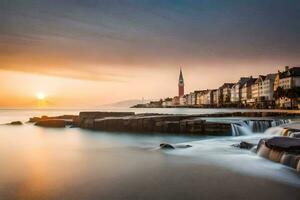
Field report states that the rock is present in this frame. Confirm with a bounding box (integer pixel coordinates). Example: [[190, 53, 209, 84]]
[[35, 119, 66, 128], [290, 132, 300, 138], [163, 121, 180, 133], [175, 144, 192, 149], [29, 115, 78, 125], [280, 128, 290, 137], [265, 137, 300, 152], [280, 153, 300, 169], [297, 160, 300, 172], [160, 143, 175, 150], [269, 149, 284, 162], [7, 121, 22, 125], [203, 122, 231, 135], [29, 117, 42, 123], [232, 141, 256, 150], [257, 142, 271, 159]]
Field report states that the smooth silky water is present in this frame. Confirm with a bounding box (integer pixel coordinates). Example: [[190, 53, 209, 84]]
[[0, 109, 299, 200]]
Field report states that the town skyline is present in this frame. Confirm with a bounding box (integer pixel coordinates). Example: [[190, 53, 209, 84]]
[[139, 65, 300, 109]]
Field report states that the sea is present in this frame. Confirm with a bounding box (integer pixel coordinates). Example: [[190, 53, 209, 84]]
[[0, 108, 299, 200]]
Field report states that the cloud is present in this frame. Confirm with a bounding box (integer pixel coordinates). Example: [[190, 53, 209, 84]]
[[1, 0, 300, 81]]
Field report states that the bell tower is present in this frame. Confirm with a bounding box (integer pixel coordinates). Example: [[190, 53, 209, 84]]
[[178, 68, 184, 97]]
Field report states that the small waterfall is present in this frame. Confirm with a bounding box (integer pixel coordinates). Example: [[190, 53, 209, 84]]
[[231, 119, 290, 136], [264, 126, 285, 135], [248, 120, 271, 133], [231, 121, 252, 136]]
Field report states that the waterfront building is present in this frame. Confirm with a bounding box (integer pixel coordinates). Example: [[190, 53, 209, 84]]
[[278, 66, 300, 89], [186, 92, 194, 105], [195, 90, 207, 105], [212, 89, 218, 105], [277, 66, 300, 108], [217, 83, 234, 106], [179, 94, 187, 105], [231, 77, 251, 105], [172, 96, 180, 105], [191, 92, 197, 105], [258, 74, 276, 108], [251, 77, 261, 104], [204, 90, 213, 105], [162, 97, 173, 107], [194, 90, 202, 105], [240, 77, 257, 107], [178, 68, 184, 97], [198, 90, 213, 105]]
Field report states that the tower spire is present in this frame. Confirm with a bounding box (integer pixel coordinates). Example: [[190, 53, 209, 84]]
[[178, 67, 184, 97], [179, 68, 184, 83]]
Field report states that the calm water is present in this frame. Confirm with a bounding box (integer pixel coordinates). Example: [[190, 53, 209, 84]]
[[0, 108, 299, 200]]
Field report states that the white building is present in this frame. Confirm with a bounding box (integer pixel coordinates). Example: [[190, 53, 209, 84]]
[[231, 77, 251, 104], [259, 74, 276, 101]]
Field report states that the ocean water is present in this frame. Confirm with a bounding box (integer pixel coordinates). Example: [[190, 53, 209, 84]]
[[0, 108, 299, 200]]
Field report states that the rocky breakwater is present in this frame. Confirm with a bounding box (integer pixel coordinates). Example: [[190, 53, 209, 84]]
[[79, 112, 232, 135], [29, 115, 79, 128]]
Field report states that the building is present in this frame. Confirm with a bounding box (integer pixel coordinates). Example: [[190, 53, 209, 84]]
[[231, 77, 251, 105], [172, 96, 180, 105], [212, 89, 218, 105], [180, 94, 187, 105], [196, 90, 207, 105], [258, 73, 276, 108], [178, 68, 184, 97], [186, 92, 198, 106], [217, 83, 234, 106], [276, 66, 300, 108], [194, 91, 202, 105], [197, 90, 213, 106], [240, 77, 257, 107], [162, 97, 173, 107], [278, 66, 300, 89], [186, 92, 193, 105], [247, 76, 264, 105], [191, 92, 197, 106]]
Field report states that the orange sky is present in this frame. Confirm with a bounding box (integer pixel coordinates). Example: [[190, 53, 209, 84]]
[[0, 62, 293, 108], [1, 0, 300, 108]]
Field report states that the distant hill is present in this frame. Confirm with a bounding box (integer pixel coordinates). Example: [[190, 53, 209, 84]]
[[102, 99, 150, 108]]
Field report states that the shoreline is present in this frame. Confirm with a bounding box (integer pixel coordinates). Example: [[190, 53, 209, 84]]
[[0, 110, 300, 200]]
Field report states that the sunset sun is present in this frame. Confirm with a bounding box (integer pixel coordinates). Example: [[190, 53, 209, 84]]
[[36, 92, 46, 100]]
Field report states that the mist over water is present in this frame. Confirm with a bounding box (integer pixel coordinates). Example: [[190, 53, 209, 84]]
[[0, 108, 299, 200]]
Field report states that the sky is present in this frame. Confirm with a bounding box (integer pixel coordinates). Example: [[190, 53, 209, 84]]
[[1, 0, 300, 108]]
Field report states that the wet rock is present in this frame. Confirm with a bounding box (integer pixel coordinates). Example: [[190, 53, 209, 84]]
[[7, 121, 22, 125], [265, 137, 300, 152], [290, 132, 300, 138], [280, 153, 300, 169], [29, 115, 78, 126], [175, 144, 192, 149], [203, 122, 231, 135], [297, 160, 300, 172], [232, 141, 255, 150], [257, 142, 271, 159], [269, 149, 284, 162], [35, 119, 66, 128], [29, 117, 43, 123], [163, 121, 180, 133], [160, 143, 175, 150]]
